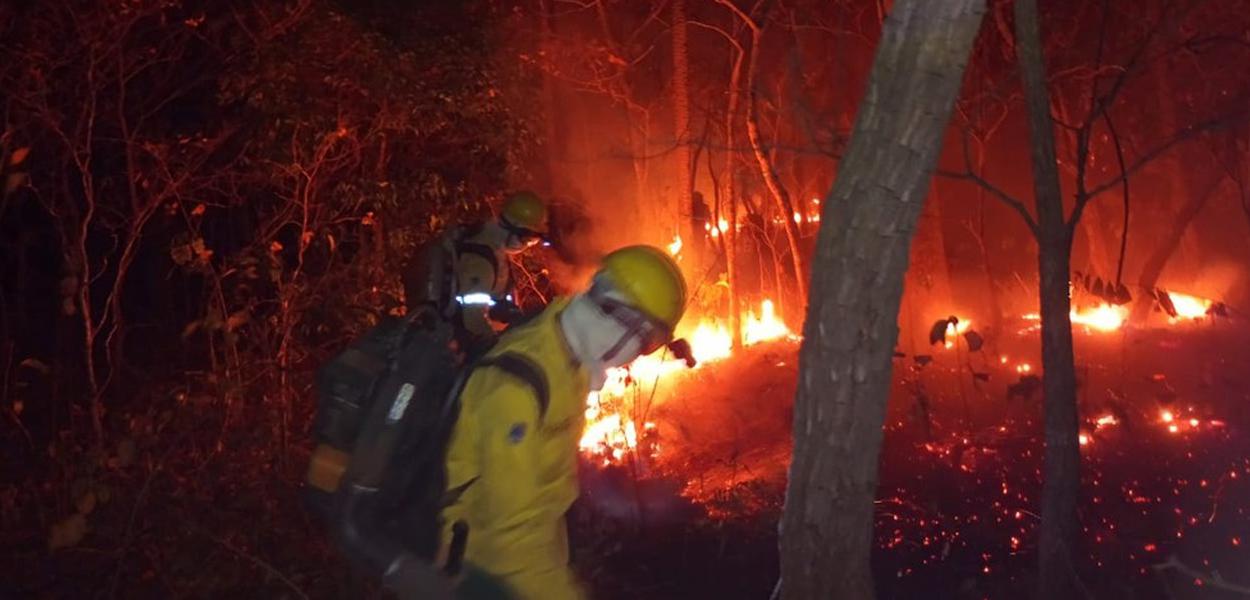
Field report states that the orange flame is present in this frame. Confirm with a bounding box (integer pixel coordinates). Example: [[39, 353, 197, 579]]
[[579, 299, 794, 462], [1167, 291, 1212, 320], [1023, 303, 1126, 332], [1070, 304, 1126, 331], [667, 235, 683, 256]]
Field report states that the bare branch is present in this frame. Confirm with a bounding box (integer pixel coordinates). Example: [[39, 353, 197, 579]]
[[1152, 554, 1250, 595], [1084, 107, 1250, 200], [939, 168, 1040, 238], [937, 131, 1039, 237]]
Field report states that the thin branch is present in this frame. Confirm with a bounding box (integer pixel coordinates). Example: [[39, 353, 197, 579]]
[[939, 168, 1040, 239], [1084, 107, 1250, 200], [1103, 110, 1130, 285], [938, 131, 1039, 237], [200, 529, 311, 600], [1152, 554, 1250, 595]]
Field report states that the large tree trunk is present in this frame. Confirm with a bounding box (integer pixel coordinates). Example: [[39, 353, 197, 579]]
[[671, 0, 694, 259], [776, 2, 986, 598], [1014, 1, 1083, 597], [744, 15, 807, 311]]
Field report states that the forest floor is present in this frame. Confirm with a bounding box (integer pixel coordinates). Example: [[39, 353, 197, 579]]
[[574, 316, 1250, 600], [3, 316, 1248, 599]]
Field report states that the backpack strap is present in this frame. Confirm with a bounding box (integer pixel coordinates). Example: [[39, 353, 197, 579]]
[[474, 352, 550, 420]]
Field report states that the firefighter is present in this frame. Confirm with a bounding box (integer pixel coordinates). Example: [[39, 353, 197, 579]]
[[402, 191, 550, 355], [429, 245, 687, 600]]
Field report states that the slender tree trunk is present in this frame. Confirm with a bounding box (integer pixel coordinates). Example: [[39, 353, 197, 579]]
[[724, 42, 746, 347], [777, 2, 986, 598], [538, 0, 564, 192], [1014, 1, 1083, 597], [744, 16, 807, 309], [672, 0, 694, 259], [1130, 175, 1221, 321]]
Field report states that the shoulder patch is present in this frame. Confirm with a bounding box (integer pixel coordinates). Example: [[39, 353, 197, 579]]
[[507, 422, 527, 444]]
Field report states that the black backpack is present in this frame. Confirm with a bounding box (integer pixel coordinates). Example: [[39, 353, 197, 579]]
[[303, 312, 548, 578]]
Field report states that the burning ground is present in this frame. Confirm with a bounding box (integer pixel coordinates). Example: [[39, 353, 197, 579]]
[[570, 310, 1250, 599]]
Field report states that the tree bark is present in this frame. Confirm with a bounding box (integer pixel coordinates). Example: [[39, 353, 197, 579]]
[[743, 12, 807, 309], [776, 2, 986, 598], [671, 0, 694, 258], [1014, 0, 1083, 597], [724, 36, 746, 347]]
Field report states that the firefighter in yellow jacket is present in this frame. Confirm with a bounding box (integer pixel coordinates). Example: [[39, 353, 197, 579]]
[[439, 245, 687, 599]]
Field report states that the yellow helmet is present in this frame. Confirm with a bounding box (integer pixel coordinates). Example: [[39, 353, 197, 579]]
[[596, 245, 688, 331], [500, 191, 548, 235]]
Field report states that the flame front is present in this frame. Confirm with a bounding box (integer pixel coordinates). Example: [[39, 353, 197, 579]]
[[1167, 291, 1212, 320], [579, 299, 793, 463], [1071, 304, 1127, 331]]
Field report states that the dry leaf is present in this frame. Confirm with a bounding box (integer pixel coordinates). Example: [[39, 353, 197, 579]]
[[116, 438, 136, 468], [12, 400, 23, 416], [18, 358, 50, 374], [181, 320, 201, 339], [4, 172, 26, 194], [225, 310, 248, 332], [48, 513, 88, 551], [8, 146, 30, 165], [76, 491, 97, 515]]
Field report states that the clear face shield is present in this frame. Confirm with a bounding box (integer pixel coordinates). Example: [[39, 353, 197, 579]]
[[585, 279, 672, 364]]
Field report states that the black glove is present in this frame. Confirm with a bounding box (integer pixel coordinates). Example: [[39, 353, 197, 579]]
[[382, 555, 455, 600]]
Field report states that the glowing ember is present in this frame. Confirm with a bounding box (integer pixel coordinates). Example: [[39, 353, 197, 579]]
[[1016, 363, 1032, 374], [1079, 433, 1091, 446], [1095, 415, 1118, 429], [667, 235, 682, 256], [1167, 291, 1212, 321], [706, 218, 731, 238], [1161, 410, 1175, 423], [942, 318, 972, 349]]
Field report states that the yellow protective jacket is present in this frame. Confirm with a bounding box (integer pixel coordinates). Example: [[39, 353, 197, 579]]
[[441, 297, 589, 600]]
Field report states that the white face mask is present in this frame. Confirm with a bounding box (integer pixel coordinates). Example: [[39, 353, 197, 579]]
[[560, 294, 644, 391]]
